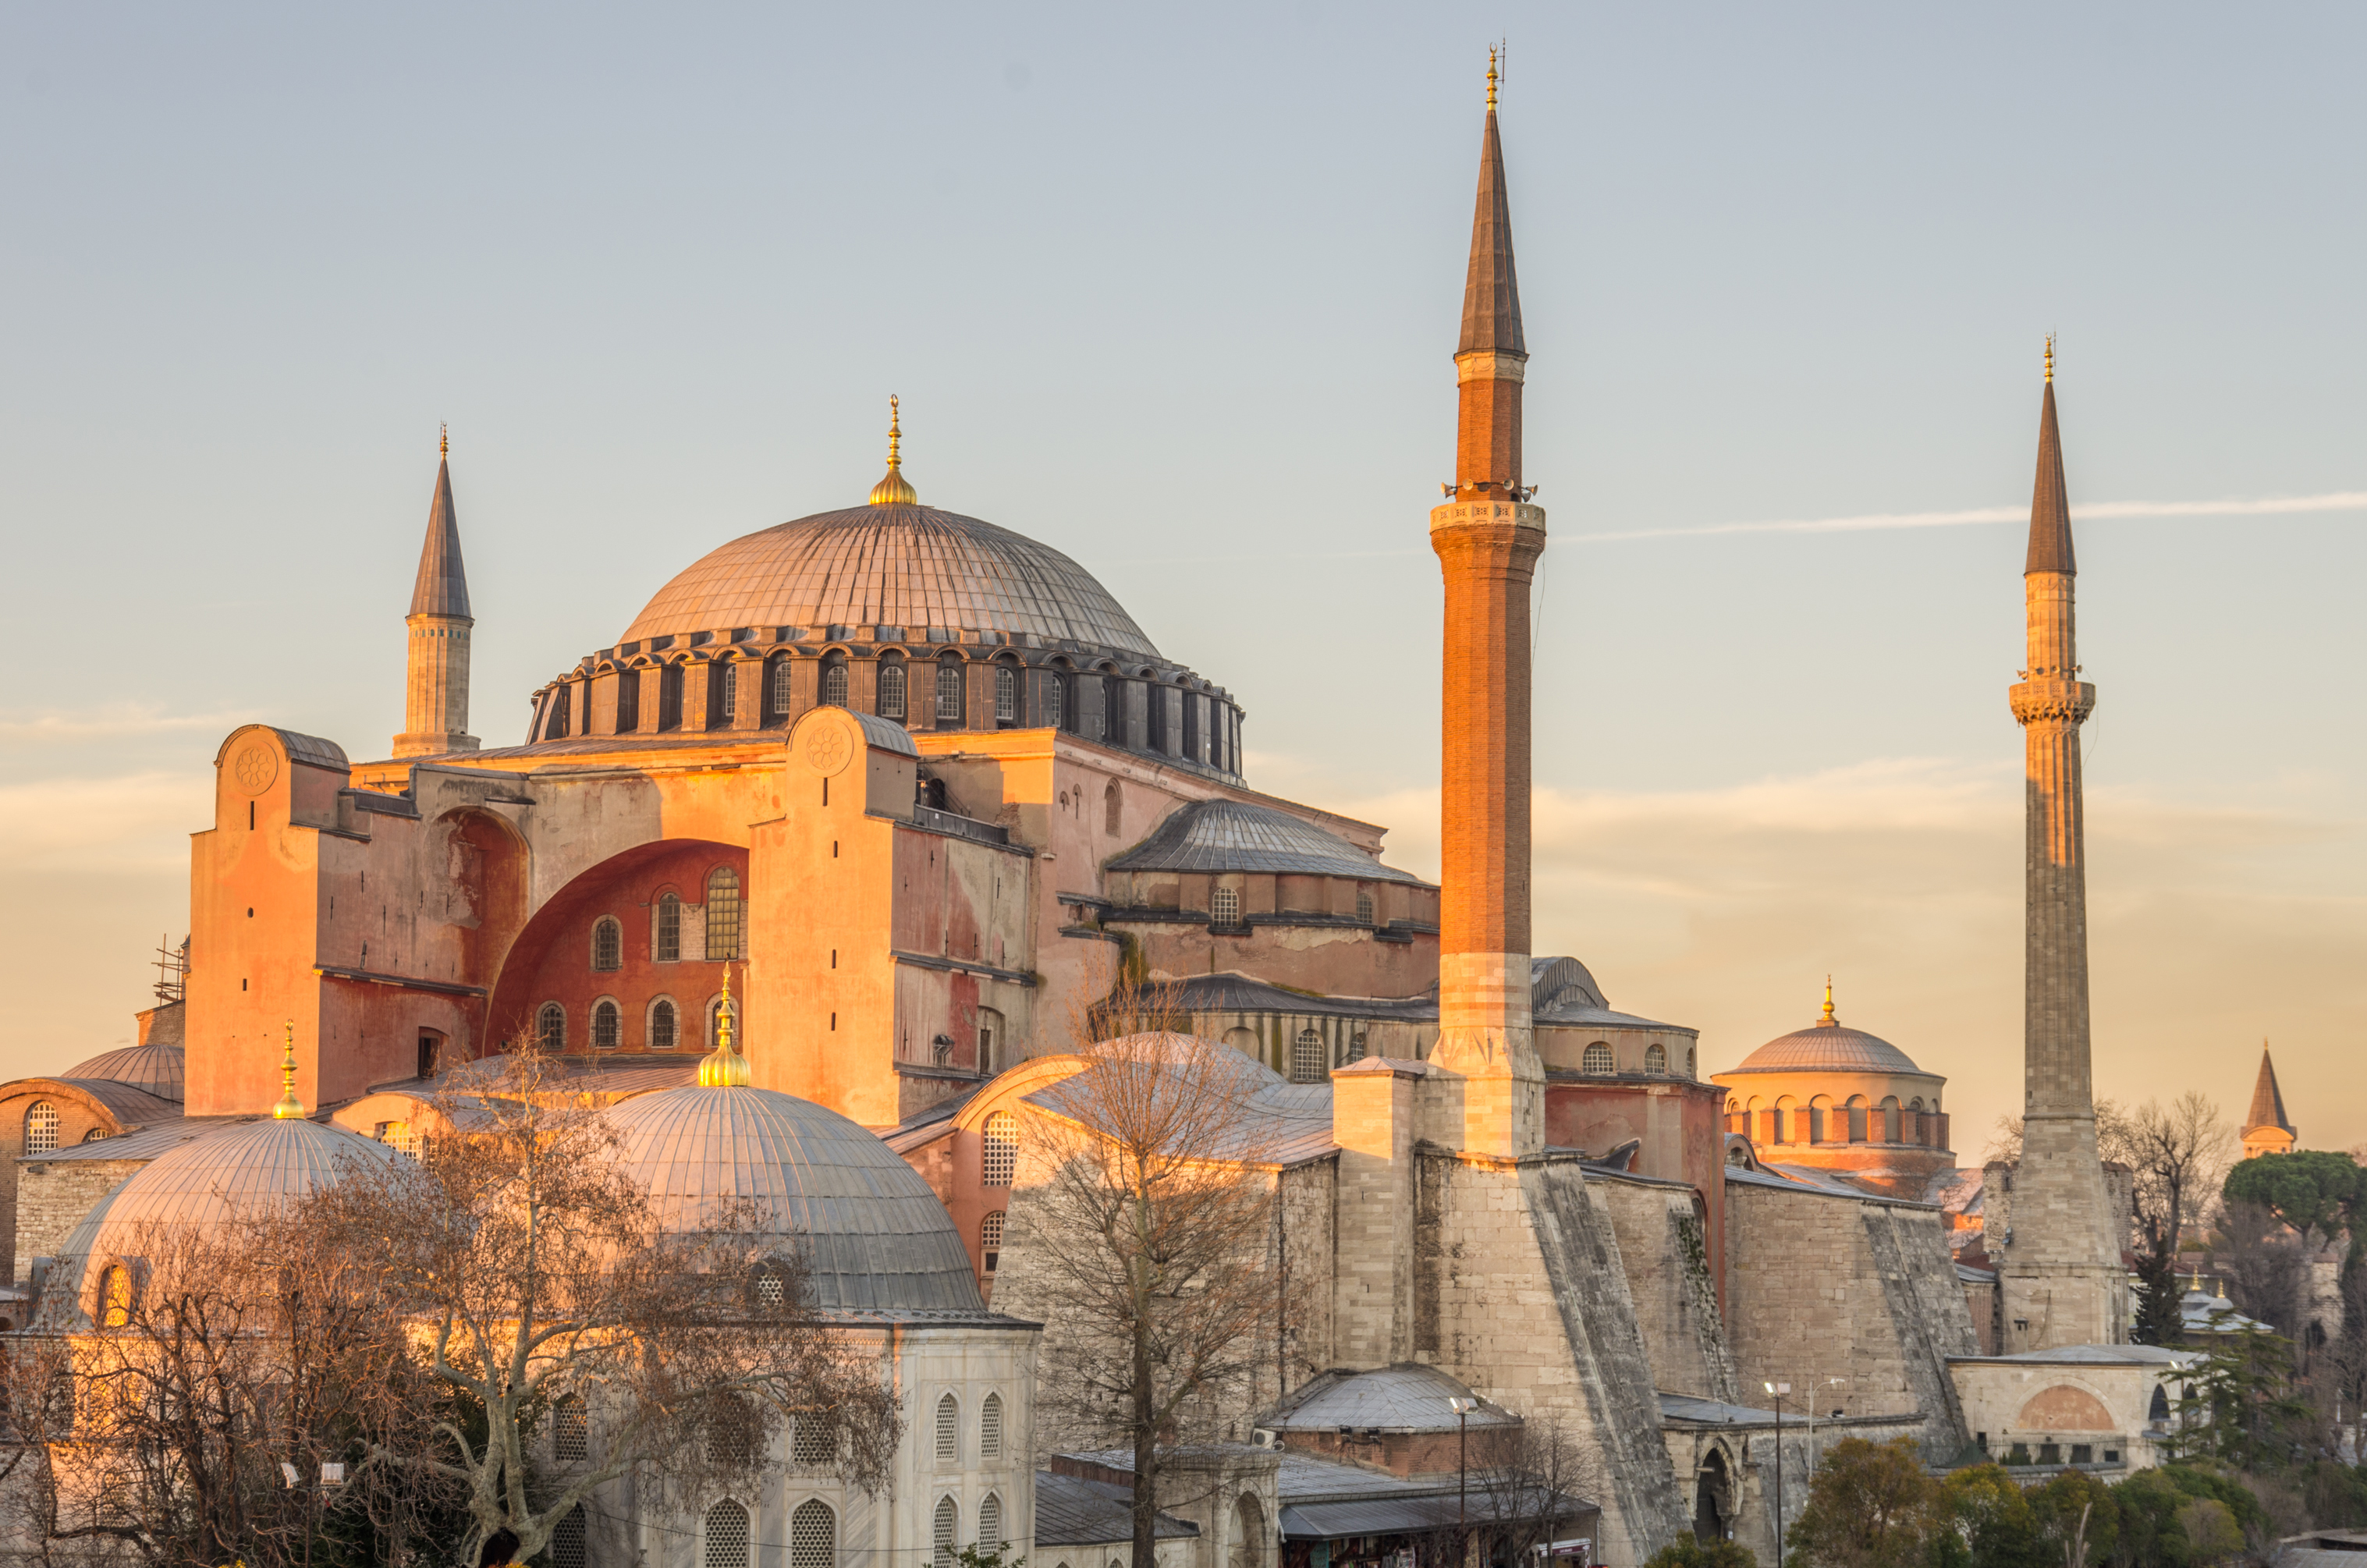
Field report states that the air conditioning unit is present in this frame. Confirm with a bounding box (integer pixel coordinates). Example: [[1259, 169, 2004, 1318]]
[[1251, 1428, 1280, 1449]]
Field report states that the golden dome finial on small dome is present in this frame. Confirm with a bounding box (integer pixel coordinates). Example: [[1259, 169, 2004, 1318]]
[[868, 395, 918, 506], [271, 1020, 305, 1119], [1819, 976, 1836, 1027], [699, 963, 753, 1087]]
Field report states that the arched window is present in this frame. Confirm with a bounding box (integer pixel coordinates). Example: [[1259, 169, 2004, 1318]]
[[1045, 672, 1067, 729], [591, 917, 622, 971], [1880, 1097, 1901, 1144], [1105, 781, 1122, 837], [933, 1497, 960, 1568], [1233, 1493, 1267, 1568], [1103, 673, 1125, 740], [1686, 1046, 1697, 1078], [821, 661, 849, 708], [978, 1493, 1004, 1553], [708, 994, 739, 1051], [1581, 1041, 1614, 1075], [1644, 1043, 1667, 1075], [982, 1112, 1017, 1188], [1847, 1095, 1868, 1143], [712, 661, 738, 729], [650, 998, 679, 1051], [790, 1499, 836, 1568], [878, 659, 908, 721], [99, 1264, 133, 1329], [538, 1003, 566, 1052], [553, 1393, 588, 1462], [656, 892, 683, 962], [981, 1212, 1005, 1274], [938, 658, 965, 724], [374, 1120, 420, 1158], [547, 683, 572, 740], [1356, 890, 1375, 924], [1211, 886, 1240, 925], [935, 1394, 960, 1462], [768, 657, 793, 722], [704, 1499, 750, 1568], [658, 662, 685, 730], [24, 1102, 60, 1156], [617, 665, 642, 731], [978, 1007, 1003, 1074], [592, 999, 621, 1052], [2149, 1383, 2170, 1424], [994, 664, 1018, 723], [552, 1506, 587, 1568], [1290, 1028, 1326, 1084], [1808, 1097, 1832, 1144], [705, 867, 743, 960], [981, 1390, 1004, 1457]]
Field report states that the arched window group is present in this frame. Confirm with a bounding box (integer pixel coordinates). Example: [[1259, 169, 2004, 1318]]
[[1290, 1028, 1326, 1084], [981, 1112, 1017, 1189]]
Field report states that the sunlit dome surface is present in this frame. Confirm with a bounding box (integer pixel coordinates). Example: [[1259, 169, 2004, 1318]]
[[63, 1043, 185, 1103], [1726, 1020, 1925, 1076], [620, 503, 1160, 659]]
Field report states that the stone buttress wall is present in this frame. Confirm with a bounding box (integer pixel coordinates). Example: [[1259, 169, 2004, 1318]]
[[1595, 1175, 1737, 1402]]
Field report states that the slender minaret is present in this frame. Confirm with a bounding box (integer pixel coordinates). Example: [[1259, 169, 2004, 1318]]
[[1427, 50, 1546, 1156], [2240, 1044, 2296, 1158], [392, 427, 481, 758], [2002, 343, 2126, 1349]]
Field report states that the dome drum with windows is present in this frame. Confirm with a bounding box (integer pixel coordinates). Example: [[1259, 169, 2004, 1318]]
[[1709, 983, 1956, 1190], [519, 404, 1246, 781]]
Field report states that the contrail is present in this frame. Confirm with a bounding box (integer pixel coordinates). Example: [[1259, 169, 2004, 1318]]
[[1577, 491, 2367, 544]]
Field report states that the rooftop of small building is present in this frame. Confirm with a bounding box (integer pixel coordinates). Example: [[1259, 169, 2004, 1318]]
[[1947, 1343, 2199, 1368], [1262, 1364, 1517, 1434]]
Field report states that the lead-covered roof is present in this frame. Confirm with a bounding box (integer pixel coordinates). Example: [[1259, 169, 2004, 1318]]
[[1107, 799, 1424, 884]]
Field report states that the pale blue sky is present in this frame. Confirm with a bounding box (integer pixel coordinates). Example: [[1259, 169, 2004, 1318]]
[[4, 2, 2362, 1151]]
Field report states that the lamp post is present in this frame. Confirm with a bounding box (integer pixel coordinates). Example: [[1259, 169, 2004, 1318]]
[[1765, 1382, 1790, 1567], [1450, 1397, 1478, 1567]]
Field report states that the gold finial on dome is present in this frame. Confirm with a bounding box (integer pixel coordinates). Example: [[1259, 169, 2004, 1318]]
[[699, 963, 753, 1087], [439, 422, 449, 458], [1486, 44, 1499, 111], [868, 395, 918, 506], [2044, 335, 2055, 384], [271, 1020, 304, 1119], [1819, 976, 1836, 1027]]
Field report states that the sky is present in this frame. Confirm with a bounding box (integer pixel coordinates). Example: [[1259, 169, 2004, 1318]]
[[3, 2, 2362, 1156]]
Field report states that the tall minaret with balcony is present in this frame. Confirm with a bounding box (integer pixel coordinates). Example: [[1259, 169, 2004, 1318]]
[[392, 427, 481, 758], [2002, 345, 2126, 1349], [1426, 51, 1548, 1156]]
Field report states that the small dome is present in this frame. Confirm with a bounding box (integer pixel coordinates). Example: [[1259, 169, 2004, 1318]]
[[63, 1044, 185, 1104], [1727, 1019, 1924, 1076], [1107, 799, 1425, 884], [604, 1083, 981, 1313], [620, 505, 1159, 660]]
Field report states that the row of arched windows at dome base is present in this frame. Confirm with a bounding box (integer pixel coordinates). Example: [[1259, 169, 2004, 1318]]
[[534, 993, 737, 1055], [1728, 1095, 1948, 1149], [19, 1101, 110, 1155], [1573, 1041, 1698, 1079]]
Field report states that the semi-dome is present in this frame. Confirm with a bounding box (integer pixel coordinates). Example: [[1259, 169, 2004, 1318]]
[[620, 504, 1160, 662], [1105, 798, 1426, 884], [63, 1043, 185, 1103], [604, 1081, 982, 1313]]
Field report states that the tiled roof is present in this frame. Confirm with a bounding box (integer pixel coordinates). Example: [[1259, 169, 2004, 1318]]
[[28, 1078, 183, 1126], [61, 1044, 185, 1104], [1020, 1034, 1339, 1168], [1166, 972, 1436, 1023], [1033, 1472, 1199, 1545], [1262, 1364, 1517, 1433], [23, 1116, 243, 1164], [1107, 800, 1425, 884], [620, 504, 1160, 659]]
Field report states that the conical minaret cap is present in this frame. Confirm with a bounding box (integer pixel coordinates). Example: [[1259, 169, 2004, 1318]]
[[2244, 1044, 2291, 1136], [2025, 346, 2076, 576], [410, 431, 473, 617], [1457, 56, 1527, 359]]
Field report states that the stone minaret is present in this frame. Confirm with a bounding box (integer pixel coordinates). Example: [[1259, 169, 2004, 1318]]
[[392, 427, 481, 758], [1426, 51, 1547, 1156], [2002, 346, 2126, 1349]]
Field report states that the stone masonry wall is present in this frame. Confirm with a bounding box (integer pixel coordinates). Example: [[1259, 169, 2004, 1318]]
[[15, 1158, 147, 1295], [1595, 1175, 1737, 1402]]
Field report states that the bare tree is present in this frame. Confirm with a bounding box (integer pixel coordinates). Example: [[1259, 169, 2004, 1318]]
[[1010, 974, 1281, 1568], [1458, 1415, 1608, 1566]]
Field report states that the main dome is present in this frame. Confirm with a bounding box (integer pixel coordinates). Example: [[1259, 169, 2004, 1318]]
[[620, 503, 1161, 661], [1726, 1019, 1925, 1076]]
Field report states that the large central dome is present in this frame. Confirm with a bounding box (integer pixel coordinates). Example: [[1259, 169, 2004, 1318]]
[[621, 503, 1161, 660]]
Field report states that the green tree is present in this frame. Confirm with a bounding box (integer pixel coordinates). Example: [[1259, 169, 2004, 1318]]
[[1645, 1536, 1757, 1568], [1785, 1437, 1935, 1568], [2028, 1470, 2119, 1568], [2166, 1325, 2312, 1471], [1933, 1465, 2042, 1568], [2223, 1151, 2364, 1251]]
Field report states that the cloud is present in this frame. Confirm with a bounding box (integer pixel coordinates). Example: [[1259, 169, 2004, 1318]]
[[1577, 491, 2367, 545], [0, 705, 259, 746]]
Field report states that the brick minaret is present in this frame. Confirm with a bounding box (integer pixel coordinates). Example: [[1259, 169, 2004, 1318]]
[[1427, 52, 1546, 1156], [2002, 346, 2126, 1349], [392, 427, 481, 758]]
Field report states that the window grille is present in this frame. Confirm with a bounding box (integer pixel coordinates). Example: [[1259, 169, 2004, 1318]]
[[656, 894, 682, 962], [1577, 1041, 1612, 1074], [1045, 672, 1066, 729], [658, 663, 684, 730], [714, 662, 738, 729], [547, 683, 572, 740], [593, 1000, 621, 1052], [554, 1395, 588, 1461], [791, 1499, 836, 1568], [993, 665, 1018, 722], [938, 660, 965, 723], [768, 658, 793, 719], [933, 1497, 959, 1568], [878, 661, 907, 721], [617, 667, 641, 732], [704, 1500, 750, 1568], [1210, 886, 1240, 925], [374, 1120, 420, 1158], [592, 917, 622, 971], [793, 1414, 834, 1467], [552, 1507, 587, 1568], [538, 1003, 566, 1052], [822, 663, 849, 707], [651, 999, 678, 1051], [707, 1396, 758, 1466], [982, 1112, 1017, 1188], [24, 1102, 60, 1156], [1644, 1043, 1666, 1074], [705, 867, 743, 960], [100, 1265, 133, 1328], [978, 1494, 1003, 1553], [981, 1391, 1003, 1457], [981, 1211, 1005, 1274], [935, 1395, 960, 1462], [1290, 1029, 1325, 1084]]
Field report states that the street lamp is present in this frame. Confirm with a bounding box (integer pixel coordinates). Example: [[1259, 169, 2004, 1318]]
[[1765, 1382, 1791, 1568], [1450, 1397, 1478, 1565]]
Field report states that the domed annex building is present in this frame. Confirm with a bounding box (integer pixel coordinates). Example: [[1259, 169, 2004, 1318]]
[[2, 62, 2191, 1568]]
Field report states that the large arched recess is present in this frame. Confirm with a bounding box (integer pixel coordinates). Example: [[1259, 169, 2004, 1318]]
[[482, 838, 747, 1059], [434, 808, 532, 986]]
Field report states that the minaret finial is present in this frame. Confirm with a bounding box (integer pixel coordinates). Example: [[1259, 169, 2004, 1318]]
[[439, 422, 449, 458], [1486, 44, 1499, 111], [1820, 976, 1836, 1025], [271, 1021, 304, 1119], [868, 395, 918, 506], [699, 962, 753, 1087], [2044, 335, 2055, 384]]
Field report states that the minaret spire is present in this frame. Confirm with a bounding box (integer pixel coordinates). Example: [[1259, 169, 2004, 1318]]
[[392, 429, 481, 758], [2003, 348, 2124, 1350], [1426, 54, 1548, 1156], [2241, 1043, 2297, 1157]]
